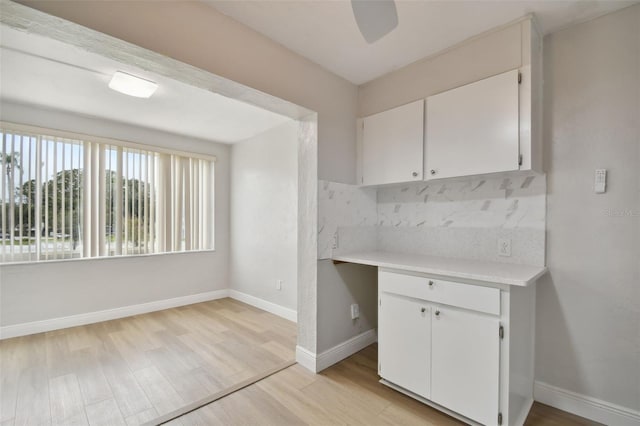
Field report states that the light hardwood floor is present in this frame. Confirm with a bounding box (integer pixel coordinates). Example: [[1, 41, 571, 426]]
[[170, 344, 602, 426], [0, 298, 296, 426], [1, 300, 600, 426]]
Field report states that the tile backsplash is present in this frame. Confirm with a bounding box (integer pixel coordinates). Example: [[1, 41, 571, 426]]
[[318, 180, 377, 259], [377, 174, 546, 231], [319, 174, 546, 266]]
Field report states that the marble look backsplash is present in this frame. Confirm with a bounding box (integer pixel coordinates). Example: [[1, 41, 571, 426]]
[[377, 174, 546, 230], [318, 180, 377, 259], [318, 174, 546, 266]]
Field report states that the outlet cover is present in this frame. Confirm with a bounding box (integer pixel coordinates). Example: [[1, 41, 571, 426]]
[[332, 232, 339, 250], [498, 238, 512, 257], [350, 303, 360, 320], [276, 280, 282, 291]]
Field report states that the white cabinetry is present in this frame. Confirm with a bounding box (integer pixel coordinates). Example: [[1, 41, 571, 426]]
[[378, 292, 431, 399], [425, 69, 521, 180], [431, 306, 500, 426], [357, 20, 542, 185], [378, 269, 536, 426], [361, 99, 424, 186]]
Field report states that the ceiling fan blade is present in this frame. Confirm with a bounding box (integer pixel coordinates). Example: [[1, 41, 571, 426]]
[[351, 0, 398, 44]]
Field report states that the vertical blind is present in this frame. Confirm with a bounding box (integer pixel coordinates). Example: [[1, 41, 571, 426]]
[[0, 124, 215, 263]]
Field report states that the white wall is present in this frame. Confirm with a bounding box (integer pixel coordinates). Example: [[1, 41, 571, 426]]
[[230, 120, 297, 311], [0, 101, 230, 326], [537, 5, 640, 413]]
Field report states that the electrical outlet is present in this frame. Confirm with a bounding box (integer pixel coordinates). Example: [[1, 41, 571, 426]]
[[332, 232, 339, 250], [350, 303, 360, 320], [276, 280, 282, 291], [498, 238, 512, 257]]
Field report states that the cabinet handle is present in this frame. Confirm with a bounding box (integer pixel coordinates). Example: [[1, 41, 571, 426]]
[[435, 310, 441, 317], [430, 169, 437, 176], [428, 280, 434, 287], [412, 171, 418, 177], [421, 307, 426, 313]]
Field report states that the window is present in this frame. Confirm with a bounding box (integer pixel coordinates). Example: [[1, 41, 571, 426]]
[[0, 123, 215, 263]]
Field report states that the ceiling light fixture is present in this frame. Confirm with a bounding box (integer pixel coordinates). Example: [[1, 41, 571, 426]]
[[108, 71, 158, 98]]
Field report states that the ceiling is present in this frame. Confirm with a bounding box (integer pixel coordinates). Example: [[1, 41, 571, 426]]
[[207, 0, 636, 85], [0, 25, 292, 144]]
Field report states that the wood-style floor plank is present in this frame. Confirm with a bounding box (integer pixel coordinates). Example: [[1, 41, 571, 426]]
[[12, 334, 51, 426], [49, 373, 88, 425], [85, 398, 126, 426], [0, 337, 24, 422], [0, 298, 296, 426], [2, 299, 598, 426], [133, 366, 185, 416], [124, 408, 159, 426], [176, 345, 604, 426], [72, 348, 113, 407]]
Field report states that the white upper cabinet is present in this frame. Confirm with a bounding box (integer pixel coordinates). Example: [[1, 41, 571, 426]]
[[361, 99, 424, 186], [425, 69, 520, 180], [357, 19, 542, 185]]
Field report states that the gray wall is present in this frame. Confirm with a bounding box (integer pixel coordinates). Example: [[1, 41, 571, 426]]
[[230, 120, 298, 311], [0, 102, 230, 326], [537, 5, 640, 411], [317, 261, 377, 352]]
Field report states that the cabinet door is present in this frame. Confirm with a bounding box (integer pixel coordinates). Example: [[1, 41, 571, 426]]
[[426, 69, 520, 179], [379, 292, 431, 399], [431, 306, 500, 426], [362, 100, 424, 185]]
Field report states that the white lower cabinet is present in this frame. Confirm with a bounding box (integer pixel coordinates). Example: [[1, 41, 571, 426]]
[[379, 292, 431, 399], [431, 306, 500, 426], [378, 269, 536, 426]]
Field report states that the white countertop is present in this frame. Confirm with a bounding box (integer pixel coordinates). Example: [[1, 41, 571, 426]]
[[331, 251, 547, 287]]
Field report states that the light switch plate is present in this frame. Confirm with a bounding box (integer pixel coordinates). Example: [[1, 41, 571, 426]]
[[595, 169, 607, 193]]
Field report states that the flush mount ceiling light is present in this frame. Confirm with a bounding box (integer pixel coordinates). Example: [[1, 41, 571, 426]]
[[108, 71, 158, 98]]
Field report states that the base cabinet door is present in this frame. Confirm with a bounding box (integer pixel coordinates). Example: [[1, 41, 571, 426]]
[[379, 292, 431, 399], [431, 306, 500, 426]]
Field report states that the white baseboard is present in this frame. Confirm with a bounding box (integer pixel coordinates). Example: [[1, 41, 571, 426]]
[[534, 381, 640, 426], [0, 290, 229, 340], [296, 328, 378, 373], [228, 290, 297, 323], [316, 329, 377, 371], [295, 345, 318, 372]]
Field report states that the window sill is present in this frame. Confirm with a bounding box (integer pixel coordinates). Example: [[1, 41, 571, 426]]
[[0, 249, 217, 267]]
